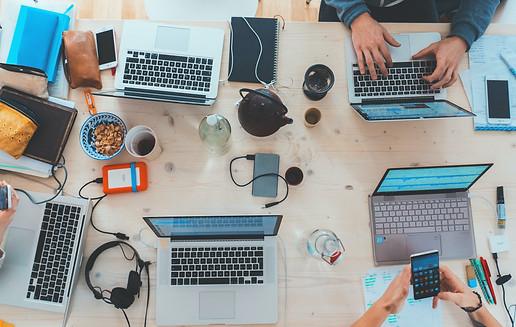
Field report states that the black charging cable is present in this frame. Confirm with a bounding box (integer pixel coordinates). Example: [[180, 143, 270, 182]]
[[78, 178, 129, 240], [15, 155, 68, 204], [229, 155, 289, 208], [492, 252, 514, 326]]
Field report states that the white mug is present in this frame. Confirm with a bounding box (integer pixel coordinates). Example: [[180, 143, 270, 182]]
[[125, 125, 162, 160]]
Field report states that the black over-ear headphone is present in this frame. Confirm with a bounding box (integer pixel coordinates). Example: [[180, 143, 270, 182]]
[[85, 241, 147, 310]]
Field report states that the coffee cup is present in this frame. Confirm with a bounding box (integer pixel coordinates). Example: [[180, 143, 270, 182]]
[[126, 125, 162, 160], [304, 107, 322, 127]]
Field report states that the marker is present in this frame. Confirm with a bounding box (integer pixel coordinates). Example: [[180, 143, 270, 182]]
[[497, 186, 506, 229], [499, 54, 516, 80], [480, 257, 497, 305]]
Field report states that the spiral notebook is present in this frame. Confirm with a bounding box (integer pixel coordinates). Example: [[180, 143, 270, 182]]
[[228, 17, 279, 84]]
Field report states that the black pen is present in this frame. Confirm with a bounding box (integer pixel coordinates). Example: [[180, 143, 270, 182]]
[[497, 186, 506, 229]]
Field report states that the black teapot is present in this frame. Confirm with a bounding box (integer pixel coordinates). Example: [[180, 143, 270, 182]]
[[237, 88, 293, 137]]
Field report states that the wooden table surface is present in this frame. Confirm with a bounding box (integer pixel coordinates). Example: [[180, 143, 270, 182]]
[[1, 20, 515, 327]]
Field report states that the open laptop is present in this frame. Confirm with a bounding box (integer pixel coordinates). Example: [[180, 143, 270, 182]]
[[144, 215, 282, 326], [92, 20, 224, 105], [0, 191, 91, 317], [345, 33, 475, 121], [369, 163, 492, 265]]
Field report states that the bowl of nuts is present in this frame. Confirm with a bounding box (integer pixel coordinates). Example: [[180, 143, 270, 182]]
[[79, 112, 127, 160]]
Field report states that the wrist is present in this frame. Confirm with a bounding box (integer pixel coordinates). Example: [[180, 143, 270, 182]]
[[350, 12, 373, 30], [446, 36, 468, 53], [460, 291, 482, 312]]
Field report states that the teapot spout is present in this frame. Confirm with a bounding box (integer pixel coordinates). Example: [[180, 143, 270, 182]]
[[283, 116, 294, 125]]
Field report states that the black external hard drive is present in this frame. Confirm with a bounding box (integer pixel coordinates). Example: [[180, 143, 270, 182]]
[[252, 153, 279, 198]]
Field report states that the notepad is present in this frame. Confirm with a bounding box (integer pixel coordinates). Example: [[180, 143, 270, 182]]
[[7, 5, 70, 83], [228, 17, 280, 84]]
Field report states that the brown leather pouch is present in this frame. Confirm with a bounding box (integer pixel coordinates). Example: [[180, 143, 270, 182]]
[[62, 30, 102, 89], [0, 97, 39, 159]]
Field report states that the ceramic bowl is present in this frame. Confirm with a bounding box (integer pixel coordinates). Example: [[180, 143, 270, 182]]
[[79, 112, 127, 160]]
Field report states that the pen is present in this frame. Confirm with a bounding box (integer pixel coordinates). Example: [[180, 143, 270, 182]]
[[480, 257, 497, 304], [500, 54, 516, 80], [470, 258, 494, 304], [84, 89, 97, 115], [497, 186, 506, 229]]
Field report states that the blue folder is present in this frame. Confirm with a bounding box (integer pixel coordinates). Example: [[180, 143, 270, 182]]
[[7, 6, 70, 83]]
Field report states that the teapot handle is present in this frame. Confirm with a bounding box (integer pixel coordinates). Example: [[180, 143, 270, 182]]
[[239, 88, 288, 113]]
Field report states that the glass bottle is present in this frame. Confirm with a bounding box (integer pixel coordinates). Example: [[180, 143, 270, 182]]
[[198, 114, 231, 155]]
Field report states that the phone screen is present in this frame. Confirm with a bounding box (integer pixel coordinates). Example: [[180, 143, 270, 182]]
[[487, 79, 510, 119], [411, 250, 440, 300], [0, 185, 10, 210], [96, 29, 116, 65]]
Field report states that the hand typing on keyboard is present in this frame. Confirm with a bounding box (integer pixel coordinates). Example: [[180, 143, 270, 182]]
[[412, 36, 468, 90], [350, 12, 401, 80]]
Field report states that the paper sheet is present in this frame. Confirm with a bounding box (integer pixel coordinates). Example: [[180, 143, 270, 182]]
[[459, 35, 516, 130], [362, 265, 443, 327]]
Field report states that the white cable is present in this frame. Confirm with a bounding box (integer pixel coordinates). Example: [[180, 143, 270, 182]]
[[241, 17, 269, 88], [468, 193, 499, 234], [138, 227, 158, 248], [509, 304, 516, 327], [219, 20, 235, 83], [278, 235, 288, 327]]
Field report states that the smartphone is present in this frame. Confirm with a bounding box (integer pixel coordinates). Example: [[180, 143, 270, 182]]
[[485, 75, 511, 125], [95, 26, 118, 70], [0, 185, 12, 210], [410, 249, 440, 300]]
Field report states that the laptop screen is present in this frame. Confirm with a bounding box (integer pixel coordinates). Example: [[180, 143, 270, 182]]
[[373, 164, 492, 195], [351, 100, 475, 121], [144, 215, 282, 240]]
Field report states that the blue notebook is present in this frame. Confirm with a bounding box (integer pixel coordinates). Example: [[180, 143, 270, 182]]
[[7, 6, 70, 83]]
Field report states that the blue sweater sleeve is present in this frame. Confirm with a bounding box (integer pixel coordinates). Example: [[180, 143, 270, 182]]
[[448, 0, 499, 49], [323, 0, 370, 28]]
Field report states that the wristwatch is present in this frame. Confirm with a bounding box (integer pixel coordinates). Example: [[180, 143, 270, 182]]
[[461, 291, 483, 312]]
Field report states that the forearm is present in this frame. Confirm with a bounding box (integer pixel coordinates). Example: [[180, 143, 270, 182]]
[[449, 0, 499, 49], [468, 307, 503, 327], [323, 0, 370, 28], [351, 301, 391, 327]]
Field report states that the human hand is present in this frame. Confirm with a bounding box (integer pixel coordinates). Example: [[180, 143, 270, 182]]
[[0, 181, 19, 244], [432, 265, 480, 309], [412, 36, 467, 90], [377, 265, 411, 314], [350, 12, 400, 80]]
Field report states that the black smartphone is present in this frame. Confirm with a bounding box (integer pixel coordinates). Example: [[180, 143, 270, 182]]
[[411, 249, 440, 300], [0, 185, 12, 210]]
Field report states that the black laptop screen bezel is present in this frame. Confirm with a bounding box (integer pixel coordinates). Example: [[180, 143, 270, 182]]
[[372, 163, 493, 196], [143, 215, 283, 240], [351, 99, 475, 121]]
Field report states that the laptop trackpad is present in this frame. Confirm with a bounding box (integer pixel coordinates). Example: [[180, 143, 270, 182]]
[[199, 291, 235, 319], [407, 234, 441, 256], [387, 35, 411, 61], [4, 227, 34, 267]]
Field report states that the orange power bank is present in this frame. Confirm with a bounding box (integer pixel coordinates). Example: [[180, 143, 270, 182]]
[[102, 162, 148, 194]]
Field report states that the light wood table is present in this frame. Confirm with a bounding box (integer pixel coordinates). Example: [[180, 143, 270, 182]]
[[1, 20, 515, 327]]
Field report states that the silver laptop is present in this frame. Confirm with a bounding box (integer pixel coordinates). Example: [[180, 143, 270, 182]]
[[93, 20, 224, 105], [369, 164, 492, 265], [345, 33, 474, 121], [144, 215, 282, 326], [0, 191, 91, 316]]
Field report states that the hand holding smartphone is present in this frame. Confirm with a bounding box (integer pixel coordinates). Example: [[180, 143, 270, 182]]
[[485, 75, 511, 125], [95, 26, 118, 70], [411, 249, 440, 300], [0, 185, 12, 210]]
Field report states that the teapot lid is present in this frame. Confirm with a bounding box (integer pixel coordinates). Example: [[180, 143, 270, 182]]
[[239, 88, 288, 114]]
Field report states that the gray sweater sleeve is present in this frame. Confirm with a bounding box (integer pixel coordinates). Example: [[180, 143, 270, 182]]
[[323, 0, 370, 28], [448, 0, 500, 50]]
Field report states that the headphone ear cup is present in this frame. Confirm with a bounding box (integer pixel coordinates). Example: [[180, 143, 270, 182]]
[[127, 270, 142, 296], [110, 287, 134, 309]]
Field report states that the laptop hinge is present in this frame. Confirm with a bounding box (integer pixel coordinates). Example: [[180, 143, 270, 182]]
[[362, 96, 435, 104], [169, 236, 266, 241]]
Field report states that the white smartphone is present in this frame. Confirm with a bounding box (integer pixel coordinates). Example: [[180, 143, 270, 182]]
[[485, 75, 511, 125], [95, 25, 118, 70]]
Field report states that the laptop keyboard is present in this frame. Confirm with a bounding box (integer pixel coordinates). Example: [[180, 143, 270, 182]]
[[373, 198, 470, 235], [352, 61, 441, 98], [170, 246, 264, 286], [123, 50, 213, 92], [26, 203, 82, 303]]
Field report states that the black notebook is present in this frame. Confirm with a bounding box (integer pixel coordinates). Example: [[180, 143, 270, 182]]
[[228, 17, 280, 84]]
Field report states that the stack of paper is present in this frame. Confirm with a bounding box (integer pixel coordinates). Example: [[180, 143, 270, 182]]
[[459, 35, 516, 130], [361, 265, 443, 327]]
